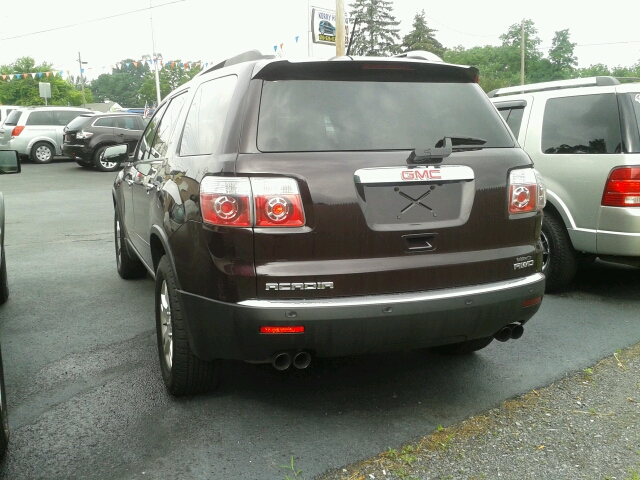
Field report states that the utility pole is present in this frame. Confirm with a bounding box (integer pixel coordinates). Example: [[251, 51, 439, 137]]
[[150, 0, 162, 106], [77, 52, 87, 107], [520, 19, 525, 85], [336, 0, 345, 57]]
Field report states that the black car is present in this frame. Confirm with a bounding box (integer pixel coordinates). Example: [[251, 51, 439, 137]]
[[62, 113, 145, 172], [109, 50, 546, 397]]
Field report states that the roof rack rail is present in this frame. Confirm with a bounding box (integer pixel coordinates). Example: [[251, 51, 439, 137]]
[[196, 50, 275, 78], [487, 76, 621, 98]]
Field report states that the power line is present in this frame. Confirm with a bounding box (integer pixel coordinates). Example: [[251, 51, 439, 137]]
[[0, 0, 186, 42], [538, 40, 640, 51], [422, 13, 501, 39]]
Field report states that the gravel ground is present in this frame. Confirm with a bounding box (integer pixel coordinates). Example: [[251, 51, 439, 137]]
[[317, 343, 640, 480]]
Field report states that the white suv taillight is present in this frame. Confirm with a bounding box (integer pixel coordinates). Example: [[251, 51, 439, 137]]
[[602, 167, 640, 207], [508, 168, 545, 214], [200, 177, 305, 227]]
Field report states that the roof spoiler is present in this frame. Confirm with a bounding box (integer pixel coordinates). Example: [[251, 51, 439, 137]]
[[195, 50, 275, 78]]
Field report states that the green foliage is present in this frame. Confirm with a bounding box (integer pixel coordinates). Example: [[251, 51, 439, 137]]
[[89, 58, 152, 107], [139, 60, 202, 105], [400, 10, 445, 58], [349, 0, 401, 56], [548, 29, 577, 79], [0, 56, 92, 106]]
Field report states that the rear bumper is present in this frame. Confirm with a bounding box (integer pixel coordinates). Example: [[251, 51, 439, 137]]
[[61, 144, 92, 161], [178, 272, 545, 362]]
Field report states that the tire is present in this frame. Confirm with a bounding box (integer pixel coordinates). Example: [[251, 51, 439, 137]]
[[76, 160, 93, 169], [30, 142, 55, 164], [541, 211, 578, 292], [0, 249, 8, 306], [94, 145, 120, 172], [0, 345, 10, 459], [114, 210, 146, 279], [429, 336, 494, 355], [155, 255, 221, 396]]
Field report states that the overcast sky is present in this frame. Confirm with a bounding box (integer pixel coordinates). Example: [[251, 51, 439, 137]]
[[1, 0, 639, 82]]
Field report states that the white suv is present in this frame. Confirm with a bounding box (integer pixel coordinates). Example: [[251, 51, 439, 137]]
[[0, 106, 92, 163], [490, 77, 640, 291]]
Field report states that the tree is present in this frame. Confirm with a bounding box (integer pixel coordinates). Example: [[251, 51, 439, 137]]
[[89, 59, 151, 107], [139, 61, 202, 105], [0, 57, 92, 106], [349, 0, 401, 56], [547, 29, 577, 79], [400, 10, 444, 58]]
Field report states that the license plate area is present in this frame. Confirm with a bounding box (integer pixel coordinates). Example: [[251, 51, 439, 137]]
[[354, 165, 475, 232]]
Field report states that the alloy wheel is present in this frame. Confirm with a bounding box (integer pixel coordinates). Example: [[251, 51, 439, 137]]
[[35, 145, 52, 162], [159, 280, 173, 370], [540, 230, 551, 273]]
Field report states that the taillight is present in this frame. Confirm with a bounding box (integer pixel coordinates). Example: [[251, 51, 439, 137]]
[[602, 167, 640, 207], [252, 178, 305, 227], [11, 126, 24, 137], [199, 176, 306, 227], [260, 326, 305, 334], [508, 168, 545, 214], [76, 131, 93, 139], [200, 177, 252, 226]]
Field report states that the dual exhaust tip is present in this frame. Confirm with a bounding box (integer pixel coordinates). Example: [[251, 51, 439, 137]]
[[495, 323, 525, 342], [272, 351, 312, 371]]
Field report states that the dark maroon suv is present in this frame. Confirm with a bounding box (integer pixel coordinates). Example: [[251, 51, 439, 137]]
[[109, 50, 546, 396]]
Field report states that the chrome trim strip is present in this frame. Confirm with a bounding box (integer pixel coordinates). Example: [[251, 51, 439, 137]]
[[239, 273, 544, 309], [354, 165, 474, 184], [597, 229, 640, 237]]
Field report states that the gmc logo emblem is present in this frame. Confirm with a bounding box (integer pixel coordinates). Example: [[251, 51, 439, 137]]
[[401, 169, 441, 181]]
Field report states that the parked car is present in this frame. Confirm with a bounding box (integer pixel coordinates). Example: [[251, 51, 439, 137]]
[[0, 149, 21, 457], [109, 50, 546, 396], [318, 20, 336, 36], [62, 113, 146, 172], [490, 77, 640, 291], [0, 106, 92, 164]]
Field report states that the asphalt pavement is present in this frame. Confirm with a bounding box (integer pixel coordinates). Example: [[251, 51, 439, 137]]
[[0, 160, 637, 480]]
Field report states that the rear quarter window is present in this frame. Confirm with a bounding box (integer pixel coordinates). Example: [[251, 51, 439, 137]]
[[180, 75, 237, 156], [94, 117, 116, 127], [257, 80, 514, 152], [630, 93, 640, 137], [541, 94, 621, 154], [3, 110, 22, 126]]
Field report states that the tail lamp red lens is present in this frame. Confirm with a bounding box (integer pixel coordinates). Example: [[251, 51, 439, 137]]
[[602, 167, 640, 207], [508, 168, 545, 214], [11, 126, 24, 137], [200, 176, 305, 227], [260, 326, 305, 334]]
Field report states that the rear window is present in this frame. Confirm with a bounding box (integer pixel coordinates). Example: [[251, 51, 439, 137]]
[[66, 115, 93, 130], [3, 110, 22, 126], [257, 81, 514, 152]]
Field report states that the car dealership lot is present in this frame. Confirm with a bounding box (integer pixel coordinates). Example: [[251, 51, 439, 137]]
[[0, 161, 638, 479]]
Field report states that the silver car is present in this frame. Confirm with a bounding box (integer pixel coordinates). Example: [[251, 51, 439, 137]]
[[490, 77, 640, 291], [0, 106, 92, 163]]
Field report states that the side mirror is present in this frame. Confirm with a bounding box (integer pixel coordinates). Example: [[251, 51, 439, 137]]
[[0, 150, 21, 174], [103, 144, 129, 163]]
